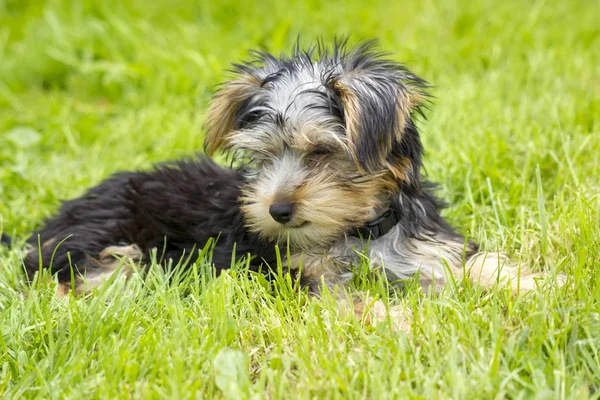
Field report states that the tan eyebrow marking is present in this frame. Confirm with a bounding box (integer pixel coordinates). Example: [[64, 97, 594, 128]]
[[292, 123, 349, 153]]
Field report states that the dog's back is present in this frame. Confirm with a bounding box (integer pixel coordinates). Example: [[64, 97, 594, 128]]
[[22, 156, 277, 295]]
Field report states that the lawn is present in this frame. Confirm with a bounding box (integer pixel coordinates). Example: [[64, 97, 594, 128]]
[[0, 0, 599, 398]]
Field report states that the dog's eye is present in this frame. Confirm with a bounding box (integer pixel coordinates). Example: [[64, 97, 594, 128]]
[[239, 111, 262, 127], [238, 106, 270, 128], [309, 148, 332, 158]]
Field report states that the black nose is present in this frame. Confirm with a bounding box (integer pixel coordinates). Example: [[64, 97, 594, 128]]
[[269, 201, 295, 224]]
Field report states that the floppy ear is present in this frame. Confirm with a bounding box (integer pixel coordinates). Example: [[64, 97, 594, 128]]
[[203, 75, 262, 155], [332, 43, 428, 183]]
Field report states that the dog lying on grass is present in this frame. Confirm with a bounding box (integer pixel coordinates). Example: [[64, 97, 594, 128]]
[[2, 40, 559, 309]]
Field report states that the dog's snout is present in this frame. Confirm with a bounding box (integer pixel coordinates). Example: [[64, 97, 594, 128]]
[[269, 201, 295, 224]]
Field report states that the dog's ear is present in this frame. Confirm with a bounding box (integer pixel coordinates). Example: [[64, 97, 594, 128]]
[[203, 74, 262, 155], [331, 42, 428, 184]]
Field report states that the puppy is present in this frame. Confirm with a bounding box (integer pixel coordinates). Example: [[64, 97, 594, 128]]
[[15, 39, 551, 298]]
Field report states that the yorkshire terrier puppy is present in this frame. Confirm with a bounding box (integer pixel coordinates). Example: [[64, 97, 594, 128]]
[[11, 40, 552, 298]]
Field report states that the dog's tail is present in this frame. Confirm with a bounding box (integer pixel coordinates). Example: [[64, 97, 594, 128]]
[[1, 233, 12, 248]]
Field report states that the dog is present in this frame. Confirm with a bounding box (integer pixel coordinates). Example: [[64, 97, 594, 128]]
[[7, 39, 554, 301]]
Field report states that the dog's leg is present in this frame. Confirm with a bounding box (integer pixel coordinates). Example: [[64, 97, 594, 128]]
[[54, 244, 143, 297], [292, 252, 412, 332], [350, 296, 413, 332], [403, 235, 565, 292], [373, 232, 563, 293], [463, 252, 566, 292], [291, 252, 351, 297]]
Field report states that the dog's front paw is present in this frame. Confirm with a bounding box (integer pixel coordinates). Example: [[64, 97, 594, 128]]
[[352, 297, 412, 333]]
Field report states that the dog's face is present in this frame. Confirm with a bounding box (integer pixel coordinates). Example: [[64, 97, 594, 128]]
[[204, 40, 428, 250]]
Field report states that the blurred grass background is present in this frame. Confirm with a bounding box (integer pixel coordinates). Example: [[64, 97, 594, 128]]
[[0, 0, 599, 397]]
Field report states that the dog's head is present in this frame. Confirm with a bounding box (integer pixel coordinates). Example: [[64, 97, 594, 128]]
[[204, 39, 429, 249]]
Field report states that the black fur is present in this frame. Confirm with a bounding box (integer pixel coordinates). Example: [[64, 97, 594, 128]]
[[393, 181, 477, 250], [23, 157, 278, 282], [1, 233, 11, 248]]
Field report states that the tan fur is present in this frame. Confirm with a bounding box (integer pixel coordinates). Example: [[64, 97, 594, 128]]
[[407, 89, 426, 110], [55, 244, 143, 298], [42, 238, 57, 249], [393, 86, 424, 135], [394, 91, 409, 139], [24, 237, 58, 261], [352, 298, 412, 333], [332, 81, 363, 160], [384, 157, 412, 182], [293, 123, 351, 155], [241, 169, 395, 250], [204, 75, 262, 155], [289, 252, 347, 288], [463, 252, 566, 293]]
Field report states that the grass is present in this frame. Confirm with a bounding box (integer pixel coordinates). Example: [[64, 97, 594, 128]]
[[0, 0, 599, 397]]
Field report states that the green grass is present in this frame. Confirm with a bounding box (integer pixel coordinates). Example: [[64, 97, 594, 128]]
[[1, 0, 599, 397]]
